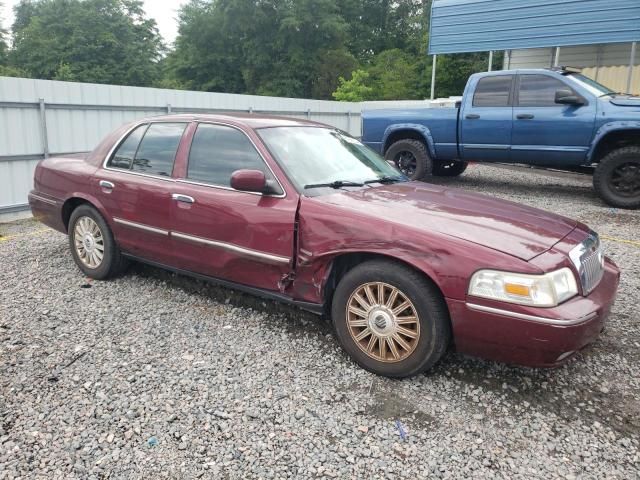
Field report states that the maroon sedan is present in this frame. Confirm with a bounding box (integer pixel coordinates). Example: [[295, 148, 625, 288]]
[[29, 114, 620, 378]]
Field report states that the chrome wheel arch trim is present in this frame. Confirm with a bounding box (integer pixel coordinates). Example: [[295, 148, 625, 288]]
[[113, 217, 170, 236]]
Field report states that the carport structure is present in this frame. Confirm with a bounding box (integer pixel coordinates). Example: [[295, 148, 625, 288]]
[[428, 0, 640, 98]]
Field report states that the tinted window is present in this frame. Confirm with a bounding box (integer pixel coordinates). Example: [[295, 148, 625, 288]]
[[132, 123, 187, 176], [518, 75, 572, 107], [108, 125, 147, 169], [473, 76, 513, 107], [187, 124, 269, 186]]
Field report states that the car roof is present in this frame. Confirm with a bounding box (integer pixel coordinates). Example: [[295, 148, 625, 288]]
[[137, 112, 329, 130]]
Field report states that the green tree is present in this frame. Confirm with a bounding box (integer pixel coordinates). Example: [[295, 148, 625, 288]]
[[0, 1, 7, 64], [333, 70, 374, 102], [368, 49, 421, 100], [11, 0, 163, 86], [167, 0, 353, 99]]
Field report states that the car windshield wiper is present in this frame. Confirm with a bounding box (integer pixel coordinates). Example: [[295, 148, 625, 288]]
[[304, 180, 365, 190], [363, 176, 405, 185]]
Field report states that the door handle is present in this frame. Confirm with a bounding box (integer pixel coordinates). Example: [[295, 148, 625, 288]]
[[172, 193, 195, 204], [517, 114, 535, 120], [466, 114, 480, 120], [99, 180, 115, 190]]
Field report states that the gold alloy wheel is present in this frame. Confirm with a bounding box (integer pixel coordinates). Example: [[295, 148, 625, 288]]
[[346, 282, 421, 363], [73, 216, 105, 269]]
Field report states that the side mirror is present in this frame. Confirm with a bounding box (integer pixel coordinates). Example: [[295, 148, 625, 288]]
[[230, 169, 279, 195], [555, 89, 584, 106]]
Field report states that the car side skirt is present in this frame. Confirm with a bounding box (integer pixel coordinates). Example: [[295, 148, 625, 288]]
[[122, 253, 324, 315]]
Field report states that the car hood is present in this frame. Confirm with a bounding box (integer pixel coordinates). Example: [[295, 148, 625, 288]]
[[313, 182, 577, 261]]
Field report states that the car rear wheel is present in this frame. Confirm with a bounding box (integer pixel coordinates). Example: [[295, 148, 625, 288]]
[[385, 139, 432, 180], [593, 147, 640, 209], [69, 204, 128, 280], [331, 260, 450, 378], [433, 160, 468, 177]]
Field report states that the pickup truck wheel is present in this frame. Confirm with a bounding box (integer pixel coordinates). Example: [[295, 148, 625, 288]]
[[593, 147, 640, 209], [433, 160, 468, 177], [331, 260, 450, 378], [68, 204, 128, 280], [385, 139, 432, 180]]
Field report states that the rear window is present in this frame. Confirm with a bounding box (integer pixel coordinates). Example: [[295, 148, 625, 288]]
[[108, 125, 147, 170], [132, 123, 187, 177], [473, 76, 513, 107]]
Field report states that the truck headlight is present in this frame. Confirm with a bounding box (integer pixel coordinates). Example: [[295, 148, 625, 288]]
[[468, 268, 578, 307]]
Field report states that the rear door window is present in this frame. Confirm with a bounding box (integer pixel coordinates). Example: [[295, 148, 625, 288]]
[[473, 76, 513, 107], [132, 123, 188, 177], [108, 124, 147, 170]]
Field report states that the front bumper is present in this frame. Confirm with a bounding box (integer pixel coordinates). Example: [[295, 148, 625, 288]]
[[447, 259, 620, 368]]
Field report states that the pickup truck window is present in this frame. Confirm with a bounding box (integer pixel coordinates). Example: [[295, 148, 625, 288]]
[[518, 75, 574, 107], [131, 123, 187, 177], [187, 124, 271, 187], [473, 76, 513, 107]]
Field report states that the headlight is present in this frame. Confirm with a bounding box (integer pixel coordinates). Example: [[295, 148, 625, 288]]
[[468, 268, 578, 307]]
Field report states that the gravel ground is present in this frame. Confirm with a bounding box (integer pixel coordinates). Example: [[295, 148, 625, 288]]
[[1, 164, 639, 479]]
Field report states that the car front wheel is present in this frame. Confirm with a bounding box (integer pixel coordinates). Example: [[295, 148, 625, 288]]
[[331, 260, 450, 378], [68, 204, 128, 280]]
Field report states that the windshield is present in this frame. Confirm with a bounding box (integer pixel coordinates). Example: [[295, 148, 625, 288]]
[[566, 73, 616, 96], [258, 127, 406, 194]]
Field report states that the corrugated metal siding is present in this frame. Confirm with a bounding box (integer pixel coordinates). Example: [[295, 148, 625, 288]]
[[429, 0, 640, 54], [507, 43, 640, 95]]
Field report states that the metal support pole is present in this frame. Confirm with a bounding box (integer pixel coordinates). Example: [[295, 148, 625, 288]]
[[549, 47, 555, 67], [595, 45, 602, 81], [554, 47, 561, 67], [249, 107, 253, 114], [38, 99, 49, 159], [506, 50, 512, 69], [430, 55, 437, 100], [347, 111, 352, 135], [627, 41, 637, 94], [488, 51, 493, 72], [167, 104, 172, 114], [306, 109, 311, 119]]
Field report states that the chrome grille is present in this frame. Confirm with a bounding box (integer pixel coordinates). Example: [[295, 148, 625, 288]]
[[569, 232, 605, 295]]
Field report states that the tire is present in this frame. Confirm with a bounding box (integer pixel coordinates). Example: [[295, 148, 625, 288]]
[[68, 204, 128, 280], [593, 147, 640, 209], [385, 139, 432, 181], [433, 160, 468, 177], [331, 260, 451, 378]]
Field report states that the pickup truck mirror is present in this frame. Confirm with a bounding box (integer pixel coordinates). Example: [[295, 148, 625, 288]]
[[555, 89, 585, 106]]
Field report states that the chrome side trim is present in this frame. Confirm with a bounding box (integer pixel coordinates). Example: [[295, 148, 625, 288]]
[[172, 231, 290, 265], [466, 303, 598, 326], [113, 218, 169, 236], [28, 193, 58, 206]]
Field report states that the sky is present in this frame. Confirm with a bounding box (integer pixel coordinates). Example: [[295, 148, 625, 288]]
[[1, 0, 188, 45]]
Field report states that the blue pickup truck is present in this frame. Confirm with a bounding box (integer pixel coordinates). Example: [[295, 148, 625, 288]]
[[362, 67, 640, 208]]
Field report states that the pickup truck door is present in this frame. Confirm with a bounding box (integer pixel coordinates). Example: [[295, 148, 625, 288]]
[[169, 122, 297, 292], [459, 74, 515, 162], [511, 74, 596, 165]]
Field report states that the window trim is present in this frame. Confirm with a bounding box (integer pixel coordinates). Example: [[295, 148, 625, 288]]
[[472, 74, 516, 108], [180, 121, 287, 199], [515, 74, 588, 108], [103, 121, 188, 182]]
